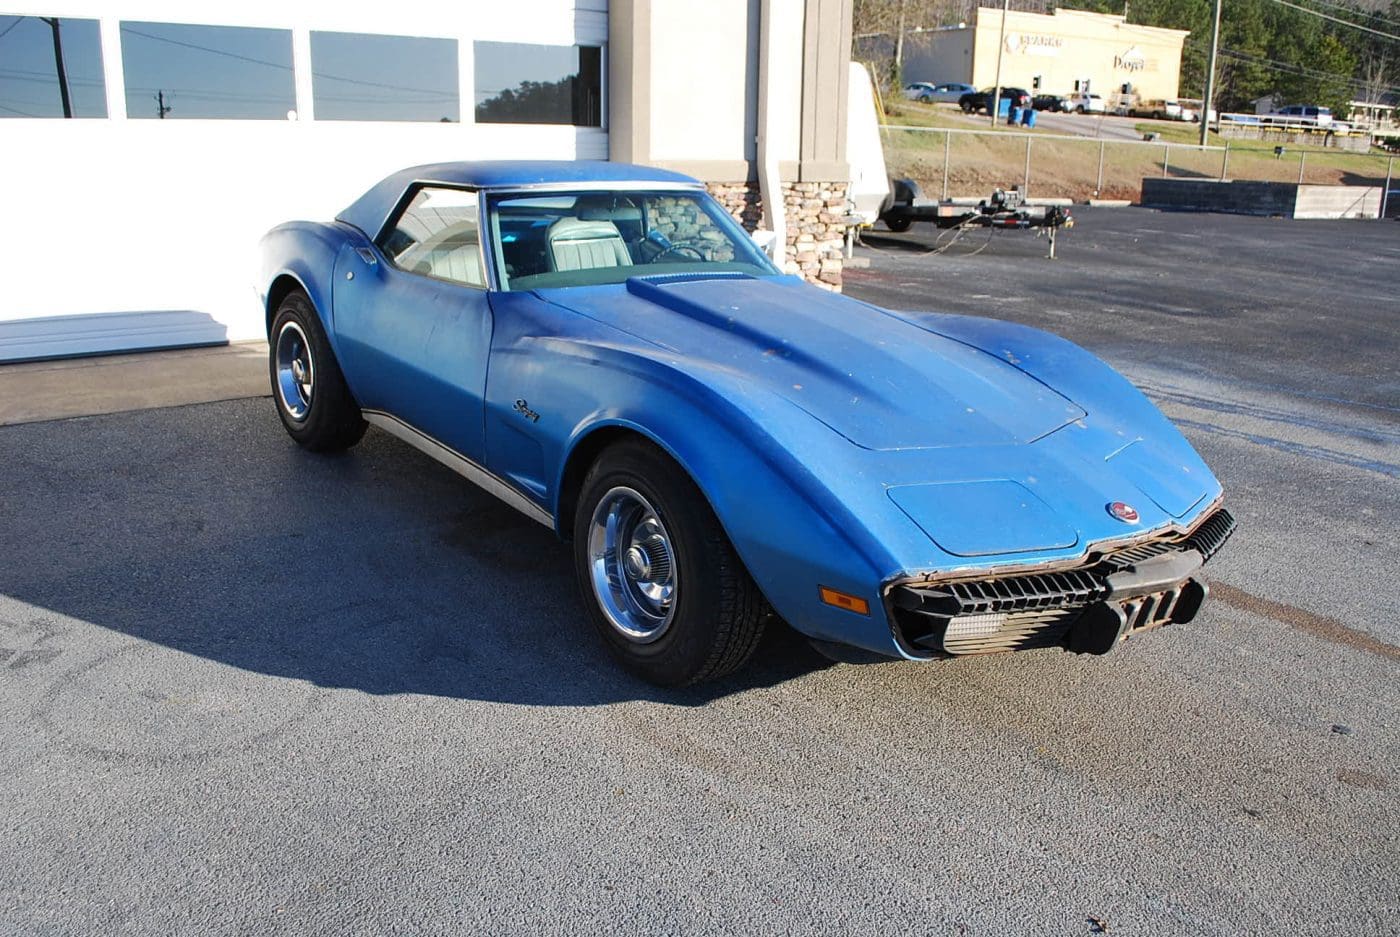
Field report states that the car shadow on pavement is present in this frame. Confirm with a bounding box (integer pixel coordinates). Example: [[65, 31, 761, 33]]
[[0, 399, 835, 707]]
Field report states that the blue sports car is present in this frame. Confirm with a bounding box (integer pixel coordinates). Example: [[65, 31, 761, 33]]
[[259, 161, 1234, 686]]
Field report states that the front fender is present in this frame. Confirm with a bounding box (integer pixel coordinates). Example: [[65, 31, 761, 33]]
[[482, 294, 907, 655]]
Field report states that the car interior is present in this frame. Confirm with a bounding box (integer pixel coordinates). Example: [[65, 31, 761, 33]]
[[489, 192, 775, 291]]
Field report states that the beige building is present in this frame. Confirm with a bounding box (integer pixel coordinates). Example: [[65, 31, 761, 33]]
[[912, 7, 1188, 103]]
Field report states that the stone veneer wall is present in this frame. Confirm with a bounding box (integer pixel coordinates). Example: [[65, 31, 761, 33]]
[[707, 181, 849, 290]]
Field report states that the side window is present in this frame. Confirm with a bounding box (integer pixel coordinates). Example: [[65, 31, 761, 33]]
[[378, 187, 486, 288]]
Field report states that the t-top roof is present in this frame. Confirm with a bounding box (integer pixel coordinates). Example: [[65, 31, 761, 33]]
[[337, 160, 703, 236]]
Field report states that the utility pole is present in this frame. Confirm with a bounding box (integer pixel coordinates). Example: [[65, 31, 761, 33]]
[[893, 0, 907, 91], [990, 0, 1010, 127], [40, 17, 72, 118], [1199, 0, 1221, 147], [155, 90, 171, 119]]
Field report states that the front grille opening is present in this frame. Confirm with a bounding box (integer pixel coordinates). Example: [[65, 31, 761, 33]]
[[889, 508, 1235, 657]]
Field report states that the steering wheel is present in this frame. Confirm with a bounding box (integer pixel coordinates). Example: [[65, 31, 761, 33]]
[[652, 244, 705, 263]]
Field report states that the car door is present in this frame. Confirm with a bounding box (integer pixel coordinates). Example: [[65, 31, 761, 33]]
[[332, 184, 493, 460]]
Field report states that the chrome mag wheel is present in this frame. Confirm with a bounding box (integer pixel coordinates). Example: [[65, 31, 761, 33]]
[[587, 486, 678, 643], [274, 320, 315, 421]]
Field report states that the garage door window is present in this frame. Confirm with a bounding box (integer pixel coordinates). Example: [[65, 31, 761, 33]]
[[310, 31, 459, 123], [119, 21, 294, 119], [473, 42, 601, 126], [0, 15, 107, 118]]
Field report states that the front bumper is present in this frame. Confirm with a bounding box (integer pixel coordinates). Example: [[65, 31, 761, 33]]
[[885, 507, 1237, 658]]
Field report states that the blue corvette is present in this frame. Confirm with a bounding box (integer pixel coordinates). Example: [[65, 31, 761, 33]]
[[259, 161, 1235, 685]]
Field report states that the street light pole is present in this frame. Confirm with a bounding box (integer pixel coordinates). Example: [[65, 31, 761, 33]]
[[1199, 0, 1221, 147], [989, 0, 1010, 128]]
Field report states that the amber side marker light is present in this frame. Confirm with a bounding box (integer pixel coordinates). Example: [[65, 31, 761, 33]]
[[819, 586, 870, 616]]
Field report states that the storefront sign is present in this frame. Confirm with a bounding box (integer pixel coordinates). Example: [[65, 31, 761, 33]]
[[1005, 33, 1063, 57], [1114, 45, 1148, 72]]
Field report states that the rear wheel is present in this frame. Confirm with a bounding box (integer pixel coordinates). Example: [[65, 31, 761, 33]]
[[269, 291, 366, 452], [883, 215, 913, 232], [572, 439, 767, 686]]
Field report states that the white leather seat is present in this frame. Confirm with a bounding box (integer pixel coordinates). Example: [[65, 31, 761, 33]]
[[547, 217, 632, 272], [410, 228, 485, 287]]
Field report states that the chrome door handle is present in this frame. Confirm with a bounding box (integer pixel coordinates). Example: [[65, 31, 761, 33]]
[[355, 247, 377, 265]]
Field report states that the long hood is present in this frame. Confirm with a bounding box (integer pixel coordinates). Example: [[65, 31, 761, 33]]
[[535, 275, 1085, 451]]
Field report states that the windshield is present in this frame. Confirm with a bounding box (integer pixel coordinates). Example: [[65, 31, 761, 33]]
[[486, 190, 781, 291]]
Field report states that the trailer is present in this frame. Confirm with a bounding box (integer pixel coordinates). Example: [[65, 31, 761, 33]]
[[877, 179, 1074, 257]]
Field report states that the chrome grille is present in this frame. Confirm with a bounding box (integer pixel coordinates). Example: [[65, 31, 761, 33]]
[[889, 507, 1236, 656]]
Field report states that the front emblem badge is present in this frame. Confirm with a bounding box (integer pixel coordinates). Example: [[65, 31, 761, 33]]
[[1107, 501, 1140, 523]]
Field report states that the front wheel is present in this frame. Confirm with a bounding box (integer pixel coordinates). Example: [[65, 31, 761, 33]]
[[269, 291, 366, 452], [572, 440, 768, 686]]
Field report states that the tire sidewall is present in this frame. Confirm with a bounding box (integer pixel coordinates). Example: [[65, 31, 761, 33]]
[[269, 293, 356, 448], [572, 445, 733, 685]]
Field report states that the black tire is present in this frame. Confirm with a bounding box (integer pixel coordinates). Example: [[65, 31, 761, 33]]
[[918, 94, 932, 104], [572, 439, 767, 686], [883, 215, 913, 232], [268, 291, 366, 452]]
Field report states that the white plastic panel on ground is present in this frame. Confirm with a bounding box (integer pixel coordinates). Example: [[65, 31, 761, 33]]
[[0, 0, 609, 358]]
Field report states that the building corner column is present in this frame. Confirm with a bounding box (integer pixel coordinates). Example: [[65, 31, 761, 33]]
[[608, 0, 651, 165]]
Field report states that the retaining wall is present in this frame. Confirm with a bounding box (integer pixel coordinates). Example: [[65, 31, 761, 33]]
[[1140, 179, 1381, 219]]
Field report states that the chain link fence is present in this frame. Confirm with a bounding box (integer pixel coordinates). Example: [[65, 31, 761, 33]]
[[880, 125, 1398, 208]]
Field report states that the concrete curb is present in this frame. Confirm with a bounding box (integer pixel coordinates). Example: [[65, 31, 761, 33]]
[[1087, 199, 1134, 207]]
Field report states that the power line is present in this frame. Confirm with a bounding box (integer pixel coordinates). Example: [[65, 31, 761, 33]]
[[119, 26, 290, 70], [1286, 0, 1400, 30], [0, 100, 38, 115], [1263, 0, 1400, 42], [0, 15, 24, 41], [1186, 39, 1400, 98]]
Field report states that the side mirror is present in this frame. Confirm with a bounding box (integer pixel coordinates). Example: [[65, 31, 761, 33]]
[[749, 228, 780, 259]]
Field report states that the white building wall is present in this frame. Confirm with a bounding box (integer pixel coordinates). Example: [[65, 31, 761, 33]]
[[1, 0, 608, 348], [635, 0, 804, 176]]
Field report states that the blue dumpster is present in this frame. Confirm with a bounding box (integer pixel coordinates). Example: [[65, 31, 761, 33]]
[[1008, 106, 1022, 126], [1021, 107, 1037, 128], [996, 97, 1011, 118]]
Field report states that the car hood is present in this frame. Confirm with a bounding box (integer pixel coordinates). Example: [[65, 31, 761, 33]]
[[534, 275, 1085, 451]]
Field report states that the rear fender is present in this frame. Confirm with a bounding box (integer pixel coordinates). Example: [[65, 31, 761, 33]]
[[258, 221, 360, 345]]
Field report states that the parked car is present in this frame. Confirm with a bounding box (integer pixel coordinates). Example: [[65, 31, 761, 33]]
[[903, 82, 939, 102], [904, 82, 976, 104], [959, 86, 1032, 114], [1128, 99, 1194, 121], [1032, 94, 1069, 112], [1273, 104, 1332, 127], [1067, 92, 1106, 114], [1177, 99, 1216, 123], [259, 160, 1235, 686]]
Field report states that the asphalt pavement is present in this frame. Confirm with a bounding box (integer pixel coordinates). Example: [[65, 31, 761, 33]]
[[1, 208, 1396, 935]]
